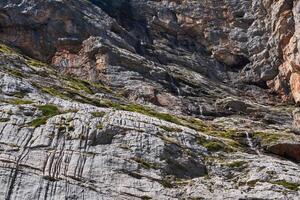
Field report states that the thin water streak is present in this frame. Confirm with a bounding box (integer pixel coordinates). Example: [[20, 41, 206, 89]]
[[170, 76, 181, 96], [245, 131, 261, 156]]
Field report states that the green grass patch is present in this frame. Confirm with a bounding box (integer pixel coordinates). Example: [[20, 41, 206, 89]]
[[197, 138, 228, 152], [159, 125, 182, 132], [0, 44, 16, 54], [102, 101, 185, 125], [25, 58, 47, 68], [40, 86, 70, 100], [7, 68, 25, 78], [253, 132, 284, 145], [158, 179, 173, 188], [0, 43, 47, 69], [202, 141, 225, 152], [63, 75, 112, 95], [66, 77, 94, 94], [91, 111, 106, 118], [97, 122, 104, 129], [28, 104, 60, 128], [120, 104, 182, 124], [28, 117, 48, 128], [38, 82, 110, 107], [9, 99, 33, 105], [184, 118, 210, 132], [271, 180, 299, 191], [0, 118, 10, 122], [90, 81, 113, 94], [38, 104, 60, 116]]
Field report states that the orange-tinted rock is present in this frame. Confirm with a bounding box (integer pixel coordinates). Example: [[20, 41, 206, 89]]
[[156, 93, 177, 107], [270, 1, 300, 103], [267, 143, 300, 162], [290, 73, 300, 104]]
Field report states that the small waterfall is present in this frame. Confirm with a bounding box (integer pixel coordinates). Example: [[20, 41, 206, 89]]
[[245, 131, 261, 156], [170, 76, 181, 96], [214, 102, 218, 112], [199, 105, 204, 117], [174, 85, 181, 96]]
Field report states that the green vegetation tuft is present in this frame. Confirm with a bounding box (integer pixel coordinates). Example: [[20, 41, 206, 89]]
[[0, 44, 16, 54], [28, 104, 60, 128], [197, 137, 228, 152], [102, 101, 186, 125], [132, 157, 158, 170], [31, 80, 109, 108], [271, 180, 299, 191], [202, 141, 225, 152], [184, 118, 209, 132], [25, 58, 47, 68], [158, 179, 173, 188], [127, 171, 142, 179], [40, 86, 69, 100], [0, 118, 10, 123], [91, 111, 106, 118], [38, 104, 60, 116], [63, 75, 112, 95], [28, 117, 48, 128], [141, 196, 152, 200], [253, 132, 283, 145], [6, 68, 25, 78], [10, 99, 33, 105], [66, 77, 94, 94], [227, 161, 247, 168], [97, 123, 104, 129], [91, 81, 113, 94], [159, 125, 182, 132]]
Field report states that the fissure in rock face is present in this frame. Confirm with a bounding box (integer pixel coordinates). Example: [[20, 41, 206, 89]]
[[0, 0, 300, 199]]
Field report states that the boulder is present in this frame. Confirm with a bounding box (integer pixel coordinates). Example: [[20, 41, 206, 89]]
[[267, 143, 300, 162]]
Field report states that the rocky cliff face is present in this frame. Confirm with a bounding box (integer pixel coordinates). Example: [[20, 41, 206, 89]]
[[0, 0, 300, 199]]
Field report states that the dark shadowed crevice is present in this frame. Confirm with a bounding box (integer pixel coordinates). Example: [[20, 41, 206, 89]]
[[165, 73, 182, 96], [228, 55, 250, 72], [249, 81, 269, 89], [90, 0, 152, 56], [89, 0, 134, 30]]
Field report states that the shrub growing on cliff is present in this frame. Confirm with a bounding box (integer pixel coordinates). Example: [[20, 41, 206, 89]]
[[28, 104, 60, 128]]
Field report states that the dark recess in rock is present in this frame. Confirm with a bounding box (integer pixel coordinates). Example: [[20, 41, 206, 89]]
[[229, 55, 251, 72]]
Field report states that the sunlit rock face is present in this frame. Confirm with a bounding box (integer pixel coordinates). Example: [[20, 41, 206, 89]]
[[0, 0, 300, 199]]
